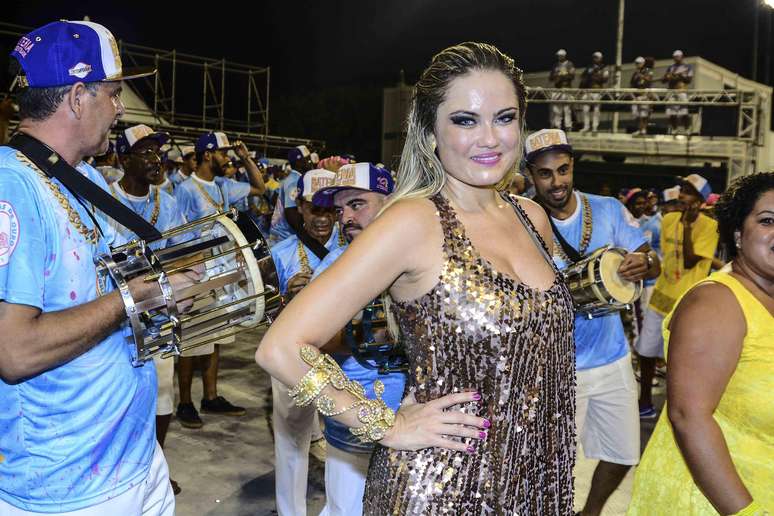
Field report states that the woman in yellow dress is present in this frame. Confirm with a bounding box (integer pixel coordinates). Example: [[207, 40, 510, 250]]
[[627, 172, 774, 515]]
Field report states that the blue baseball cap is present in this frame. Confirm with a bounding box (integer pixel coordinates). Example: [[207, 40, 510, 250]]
[[288, 145, 311, 164], [10, 20, 155, 89], [312, 162, 395, 206], [115, 124, 170, 156], [195, 132, 234, 153]]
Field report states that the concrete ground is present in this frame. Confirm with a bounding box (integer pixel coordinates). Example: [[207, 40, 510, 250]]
[[165, 329, 664, 515]]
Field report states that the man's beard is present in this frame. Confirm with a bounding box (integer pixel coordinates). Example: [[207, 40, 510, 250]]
[[540, 185, 573, 210], [212, 159, 225, 177]]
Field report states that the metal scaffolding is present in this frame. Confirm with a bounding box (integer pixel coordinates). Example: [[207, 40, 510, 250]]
[[525, 86, 769, 183], [0, 22, 324, 155]]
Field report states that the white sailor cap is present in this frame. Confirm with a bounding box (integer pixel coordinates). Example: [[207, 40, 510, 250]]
[[673, 49, 684, 58], [556, 49, 567, 57], [634, 56, 645, 64], [592, 51, 603, 59]]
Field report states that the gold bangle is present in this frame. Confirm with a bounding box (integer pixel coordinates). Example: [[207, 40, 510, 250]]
[[288, 345, 396, 443]]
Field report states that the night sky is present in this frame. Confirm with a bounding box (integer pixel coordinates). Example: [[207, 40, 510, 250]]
[[4, 0, 770, 159]]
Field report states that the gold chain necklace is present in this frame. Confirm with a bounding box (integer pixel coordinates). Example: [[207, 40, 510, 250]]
[[553, 193, 593, 263], [110, 183, 161, 226], [16, 151, 99, 245], [337, 223, 347, 247], [297, 239, 313, 275], [192, 177, 224, 211]]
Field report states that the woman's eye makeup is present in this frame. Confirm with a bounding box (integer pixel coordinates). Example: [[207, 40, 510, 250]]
[[450, 115, 476, 126]]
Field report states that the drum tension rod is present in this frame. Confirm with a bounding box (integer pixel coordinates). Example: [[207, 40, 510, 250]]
[[144, 242, 255, 281]]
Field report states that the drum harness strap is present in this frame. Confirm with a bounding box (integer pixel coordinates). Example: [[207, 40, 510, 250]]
[[8, 132, 163, 243]]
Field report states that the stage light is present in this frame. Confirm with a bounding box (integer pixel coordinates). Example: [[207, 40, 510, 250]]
[[764, 0, 774, 8]]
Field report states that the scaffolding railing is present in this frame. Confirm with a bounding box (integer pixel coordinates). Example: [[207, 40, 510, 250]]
[[526, 87, 762, 143]]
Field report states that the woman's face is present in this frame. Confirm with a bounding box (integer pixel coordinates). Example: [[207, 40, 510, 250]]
[[740, 189, 774, 281], [434, 69, 520, 189]]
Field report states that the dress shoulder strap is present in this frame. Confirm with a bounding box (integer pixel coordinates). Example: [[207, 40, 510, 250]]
[[501, 193, 560, 272]]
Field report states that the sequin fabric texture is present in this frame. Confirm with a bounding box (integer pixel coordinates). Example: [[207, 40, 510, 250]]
[[363, 194, 577, 515]]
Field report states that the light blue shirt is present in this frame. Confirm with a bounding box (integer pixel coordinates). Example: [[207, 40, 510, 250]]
[[174, 173, 251, 223], [551, 191, 647, 370], [311, 245, 406, 453], [168, 168, 189, 188], [269, 170, 301, 243], [108, 182, 187, 249], [270, 230, 341, 295], [0, 147, 156, 513], [638, 212, 662, 288]]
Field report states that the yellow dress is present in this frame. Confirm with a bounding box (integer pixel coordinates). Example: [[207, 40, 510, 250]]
[[628, 271, 774, 515]]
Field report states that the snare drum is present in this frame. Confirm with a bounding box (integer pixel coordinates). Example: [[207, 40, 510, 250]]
[[97, 209, 280, 365], [561, 246, 642, 319]]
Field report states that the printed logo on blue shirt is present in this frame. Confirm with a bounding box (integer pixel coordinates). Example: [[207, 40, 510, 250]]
[[0, 201, 20, 266]]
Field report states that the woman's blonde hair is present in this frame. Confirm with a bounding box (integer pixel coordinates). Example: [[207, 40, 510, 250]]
[[382, 42, 527, 338]]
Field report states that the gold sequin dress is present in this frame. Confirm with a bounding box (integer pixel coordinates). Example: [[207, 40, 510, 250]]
[[363, 194, 576, 515]]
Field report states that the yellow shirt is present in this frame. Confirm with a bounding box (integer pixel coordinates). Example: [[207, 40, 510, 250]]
[[649, 212, 718, 315]]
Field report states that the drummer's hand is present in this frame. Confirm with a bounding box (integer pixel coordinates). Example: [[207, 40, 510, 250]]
[[169, 270, 201, 313], [618, 252, 649, 282], [233, 141, 250, 160], [379, 390, 489, 453], [286, 273, 312, 300]]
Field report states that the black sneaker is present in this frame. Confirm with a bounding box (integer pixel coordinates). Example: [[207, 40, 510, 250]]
[[176, 402, 203, 429], [200, 395, 246, 416]]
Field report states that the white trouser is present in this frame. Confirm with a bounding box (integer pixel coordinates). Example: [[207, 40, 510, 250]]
[[153, 355, 175, 416], [319, 445, 372, 516], [550, 92, 572, 129], [582, 92, 602, 130], [272, 377, 319, 516], [0, 443, 174, 516], [576, 354, 640, 465]]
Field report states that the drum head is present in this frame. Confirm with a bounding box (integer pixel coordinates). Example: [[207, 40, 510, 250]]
[[598, 250, 638, 303]]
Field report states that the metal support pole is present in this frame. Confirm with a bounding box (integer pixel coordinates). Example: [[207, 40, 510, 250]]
[[265, 67, 271, 154], [202, 62, 208, 128], [220, 58, 226, 131], [612, 0, 625, 133], [153, 54, 159, 119], [247, 70, 252, 134], [753, 0, 760, 81], [171, 49, 177, 124], [765, 5, 772, 86]]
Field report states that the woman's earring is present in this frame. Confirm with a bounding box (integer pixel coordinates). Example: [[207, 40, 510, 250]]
[[735, 232, 742, 249]]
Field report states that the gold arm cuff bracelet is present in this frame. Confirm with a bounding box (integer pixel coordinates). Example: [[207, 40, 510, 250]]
[[288, 345, 396, 443]]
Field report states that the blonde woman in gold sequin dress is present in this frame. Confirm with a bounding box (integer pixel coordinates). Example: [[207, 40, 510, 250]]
[[256, 42, 576, 514]]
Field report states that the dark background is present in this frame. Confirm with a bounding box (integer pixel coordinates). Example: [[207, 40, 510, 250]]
[[3, 0, 771, 161]]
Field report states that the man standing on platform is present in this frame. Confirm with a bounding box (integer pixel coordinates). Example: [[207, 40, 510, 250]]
[[579, 51, 609, 133], [549, 49, 575, 131]]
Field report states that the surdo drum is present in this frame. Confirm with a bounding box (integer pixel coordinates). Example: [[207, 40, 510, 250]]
[[97, 209, 280, 366], [561, 246, 643, 319]]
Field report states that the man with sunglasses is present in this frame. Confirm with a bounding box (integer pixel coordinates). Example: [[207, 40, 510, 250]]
[[173, 131, 266, 429]]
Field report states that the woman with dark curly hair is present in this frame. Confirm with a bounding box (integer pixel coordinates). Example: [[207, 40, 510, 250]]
[[627, 172, 774, 515]]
